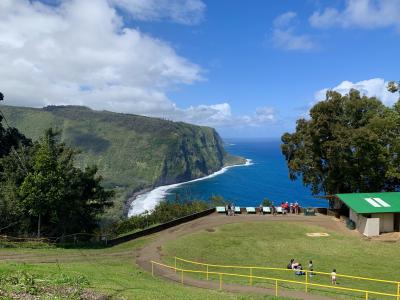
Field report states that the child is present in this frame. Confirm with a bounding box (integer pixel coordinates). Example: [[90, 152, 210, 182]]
[[331, 269, 337, 285], [308, 260, 314, 277]]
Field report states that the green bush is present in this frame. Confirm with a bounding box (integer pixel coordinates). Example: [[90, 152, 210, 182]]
[[262, 197, 272, 206], [110, 199, 209, 236]]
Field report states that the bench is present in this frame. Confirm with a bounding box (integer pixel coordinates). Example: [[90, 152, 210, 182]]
[[304, 208, 315, 216], [246, 207, 256, 214], [216, 206, 226, 213], [262, 207, 271, 214]]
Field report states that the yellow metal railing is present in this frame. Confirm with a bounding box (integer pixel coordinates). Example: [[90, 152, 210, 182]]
[[150, 258, 400, 300]]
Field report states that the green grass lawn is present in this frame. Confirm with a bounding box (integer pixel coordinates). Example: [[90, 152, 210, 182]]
[[0, 235, 290, 300], [163, 221, 400, 300]]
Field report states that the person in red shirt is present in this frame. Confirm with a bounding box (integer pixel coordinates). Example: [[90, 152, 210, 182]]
[[294, 201, 299, 214]]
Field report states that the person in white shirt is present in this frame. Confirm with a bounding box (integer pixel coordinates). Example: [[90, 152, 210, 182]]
[[331, 269, 337, 285]]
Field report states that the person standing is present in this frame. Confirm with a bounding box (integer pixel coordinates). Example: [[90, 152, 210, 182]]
[[231, 203, 235, 216], [271, 203, 276, 216], [331, 269, 337, 285], [285, 202, 289, 214], [294, 202, 299, 214]]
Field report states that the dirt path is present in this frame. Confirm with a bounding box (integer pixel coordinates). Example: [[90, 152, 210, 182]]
[[136, 213, 355, 299]]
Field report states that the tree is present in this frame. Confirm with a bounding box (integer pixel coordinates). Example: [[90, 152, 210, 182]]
[[1, 128, 113, 237], [281, 89, 400, 195], [387, 81, 399, 94], [0, 101, 32, 233], [262, 198, 272, 206], [0, 116, 31, 158]]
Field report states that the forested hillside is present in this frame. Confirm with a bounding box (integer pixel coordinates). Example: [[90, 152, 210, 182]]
[[2, 105, 244, 220]]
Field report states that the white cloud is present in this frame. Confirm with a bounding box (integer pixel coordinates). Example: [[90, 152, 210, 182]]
[[272, 12, 315, 51], [0, 0, 273, 129], [314, 78, 399, 105], [110, 0, 205, 25], [309, 0, 400, 30], [0, 0, 200, 115], [169, 103, 276, 128]]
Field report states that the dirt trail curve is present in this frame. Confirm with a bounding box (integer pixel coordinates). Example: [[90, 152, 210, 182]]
[[136, 213, 352, 300]]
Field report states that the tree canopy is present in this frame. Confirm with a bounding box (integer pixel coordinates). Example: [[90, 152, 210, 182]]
[[281, 89, 400, 195], [0, 114, 31, 158], [0, 128, 114, 237]]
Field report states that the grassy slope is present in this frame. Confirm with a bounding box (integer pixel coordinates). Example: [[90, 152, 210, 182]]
[[0, 236, 288, 300], [2, 105, 245, 220], [164, 221, 400, 299]]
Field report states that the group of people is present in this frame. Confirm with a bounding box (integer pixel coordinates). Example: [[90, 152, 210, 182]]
[[225, 203, 236, 216], [287, 259, 337, 285], [280, 201, 300, 214], [263, 201, 301, 215]]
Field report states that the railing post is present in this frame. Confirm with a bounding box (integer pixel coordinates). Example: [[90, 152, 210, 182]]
[[365, 291, 368, 300], [275, 280, 278, 296], [249, 268, 253, 286], [151, 261, 154, 277], [397, 282, 400, 300], [206, 265, 209, 280], [181, 270, 184, 284], [219, 274, 222, 290], [175, 257, 177, 273], [305, 270, 308, 292]]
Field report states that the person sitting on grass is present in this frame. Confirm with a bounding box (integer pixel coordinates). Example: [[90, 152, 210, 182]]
[[331, 269, 337, 285], [287, 259, 294, 269], [291, 259, 299, 270], [295, 264, 305, 275]]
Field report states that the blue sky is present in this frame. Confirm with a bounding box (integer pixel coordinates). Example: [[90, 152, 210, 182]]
[[1, 0, 400, 137]]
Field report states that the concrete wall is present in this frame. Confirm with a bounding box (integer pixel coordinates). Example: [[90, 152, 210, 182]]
[[373, 213, 394, 233], [350, 209, 380, 237], [349, 209, 357, 223], [364, 218, 380, 237]]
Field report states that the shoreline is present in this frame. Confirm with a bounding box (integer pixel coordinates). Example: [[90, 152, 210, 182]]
[[127, 159, 253, 217]]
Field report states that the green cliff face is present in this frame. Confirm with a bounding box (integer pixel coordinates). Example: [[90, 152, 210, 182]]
[[1, 105, 244, 218]]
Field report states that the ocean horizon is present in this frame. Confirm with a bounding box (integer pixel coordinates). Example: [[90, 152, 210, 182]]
[[129, 138, 327, 216]]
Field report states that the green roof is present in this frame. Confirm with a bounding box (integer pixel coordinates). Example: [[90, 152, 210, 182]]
[[336, 192, 400, 214]]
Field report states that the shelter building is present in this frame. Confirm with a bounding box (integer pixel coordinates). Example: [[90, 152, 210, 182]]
[[333, 192, 400, 237]]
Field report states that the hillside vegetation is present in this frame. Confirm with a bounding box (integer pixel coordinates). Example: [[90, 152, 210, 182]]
[[2, 105, 244, 220], [0, 236, 289, 300]]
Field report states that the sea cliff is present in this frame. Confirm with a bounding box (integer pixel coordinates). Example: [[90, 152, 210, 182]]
[[2, 105, 245, 220]]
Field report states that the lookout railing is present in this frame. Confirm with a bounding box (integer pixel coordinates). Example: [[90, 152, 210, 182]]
[[150, 257, 400, 299]]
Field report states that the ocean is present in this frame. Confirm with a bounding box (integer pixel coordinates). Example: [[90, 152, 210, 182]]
[[128, 138, 327, 216]]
